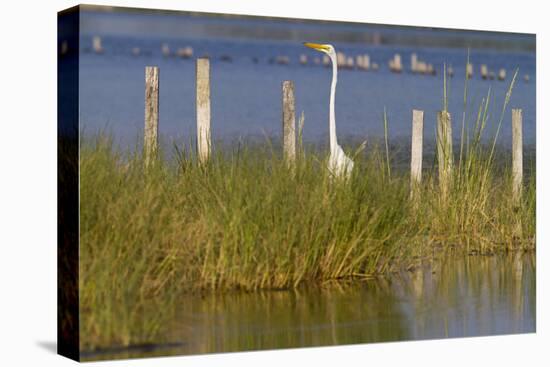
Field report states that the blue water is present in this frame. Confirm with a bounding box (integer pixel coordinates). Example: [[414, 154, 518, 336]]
[[77, 11, 536, 150]]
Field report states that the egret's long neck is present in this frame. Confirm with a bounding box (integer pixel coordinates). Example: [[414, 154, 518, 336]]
[[329, 54, 338, 151]]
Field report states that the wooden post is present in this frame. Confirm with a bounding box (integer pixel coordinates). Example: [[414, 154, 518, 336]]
[[512, 109, 523, 204], [410, 110, 424, 199], [498, 68, 506, 81], [282, 81, 296, 166], [437, 111, 453, 199], [466, 63, 473, 79], [480, 64, 488, 80], [196, 58, 211, 164], [411, 53, 418, 73], [144, 66, 159, 167]]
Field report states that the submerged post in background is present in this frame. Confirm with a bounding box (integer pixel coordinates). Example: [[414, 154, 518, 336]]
[[437, 111, 453, 199], [196, 58, 211, 164], [410, 110, 424, 199], [282, 80, 296, 166], [512, 109, 523, 204], [144, 66, 159, 167]]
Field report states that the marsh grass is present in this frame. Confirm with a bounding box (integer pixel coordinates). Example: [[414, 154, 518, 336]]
[[80, 133, 534, 350], [78, 56, 535, 351]]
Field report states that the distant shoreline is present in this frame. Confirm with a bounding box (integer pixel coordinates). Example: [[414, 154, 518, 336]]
[[77, 5, 535, 52]]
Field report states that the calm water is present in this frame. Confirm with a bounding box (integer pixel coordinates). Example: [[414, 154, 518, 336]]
[[83, 254, 535, 360], [77, 11, 536, 150]]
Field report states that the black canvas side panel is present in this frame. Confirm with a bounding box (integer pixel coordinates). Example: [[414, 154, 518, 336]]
[[57, 5, 80, 362]]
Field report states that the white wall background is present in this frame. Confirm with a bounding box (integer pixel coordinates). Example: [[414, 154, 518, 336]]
[[0, 1, 546, 366]]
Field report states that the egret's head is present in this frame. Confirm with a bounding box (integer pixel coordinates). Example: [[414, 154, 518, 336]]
[[304, 42, 334, 56]]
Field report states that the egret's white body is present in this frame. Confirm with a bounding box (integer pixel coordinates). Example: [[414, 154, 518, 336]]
[[304, 43, 354, 178]]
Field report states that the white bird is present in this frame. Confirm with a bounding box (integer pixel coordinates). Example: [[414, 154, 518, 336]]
[[304, 42, 354, 179]]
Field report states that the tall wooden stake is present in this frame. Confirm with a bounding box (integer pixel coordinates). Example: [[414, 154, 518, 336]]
[[144, 66, 159, 167], [282, 81, 296, 166], [196, 58, 211, 164], [410, 109, 424, 199], [512, 109, 523, 204]]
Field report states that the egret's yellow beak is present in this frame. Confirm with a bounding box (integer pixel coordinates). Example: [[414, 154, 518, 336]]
[[304, 42, 329, 52]]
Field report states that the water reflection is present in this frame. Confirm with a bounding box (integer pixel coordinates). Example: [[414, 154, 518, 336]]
[[84, 254, 535, 360], [172, 254, 535, 355]]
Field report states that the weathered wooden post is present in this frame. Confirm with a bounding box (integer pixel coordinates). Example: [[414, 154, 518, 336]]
[[512, 109, 523, 204], [282, 80, 296, 167], [437, 111, 453, 199], [447, 65, 454, 78], [410, 53, 418, 73], [480, 64, 488, 80], [196, 58, 211, 164], [466, 63, 473, 79], [363, 54, 370, 70], [144, 66, 159, 167], [498, 68, 506, 81], [410, 110, 424, 199], [389, 54, 403, 73]]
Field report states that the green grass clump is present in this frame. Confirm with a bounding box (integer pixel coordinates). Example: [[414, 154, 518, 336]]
[[79, 132, 534, 350]]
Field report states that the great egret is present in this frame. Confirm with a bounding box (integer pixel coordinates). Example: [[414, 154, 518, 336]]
[[304, 42, 354, 179]]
